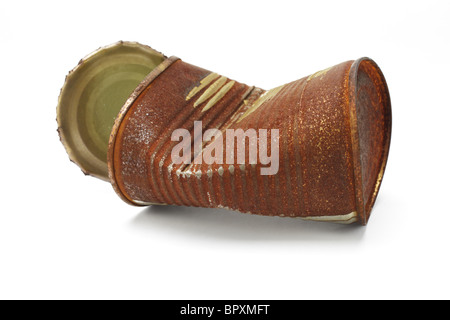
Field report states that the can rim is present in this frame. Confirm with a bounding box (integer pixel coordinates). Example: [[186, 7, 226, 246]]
[[348, 57, 392, 225], [107, 56, 180, 206], [57, 41, 166, 181]]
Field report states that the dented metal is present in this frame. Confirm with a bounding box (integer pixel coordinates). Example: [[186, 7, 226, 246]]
[[57, 41, 391, 225]]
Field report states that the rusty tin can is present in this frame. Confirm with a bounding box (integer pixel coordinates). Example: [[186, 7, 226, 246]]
[[57, 41, 391, 225]]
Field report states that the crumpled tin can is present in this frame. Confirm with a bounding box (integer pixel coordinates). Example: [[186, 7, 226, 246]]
[[57, 41, 391, 225]]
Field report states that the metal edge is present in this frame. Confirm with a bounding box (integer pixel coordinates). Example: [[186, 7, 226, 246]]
[[56, 41, 166, 181], [348, 57, 392, 225], [107, 56, 181, 206]]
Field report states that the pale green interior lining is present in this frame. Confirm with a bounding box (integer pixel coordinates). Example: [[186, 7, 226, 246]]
[[57, 42, 165, 181]]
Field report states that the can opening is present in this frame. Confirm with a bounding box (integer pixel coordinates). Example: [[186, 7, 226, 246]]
[[57, 42, 165, 181]]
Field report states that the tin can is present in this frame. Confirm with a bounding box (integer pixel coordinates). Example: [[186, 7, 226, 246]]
[[57, 41, 391, 225]]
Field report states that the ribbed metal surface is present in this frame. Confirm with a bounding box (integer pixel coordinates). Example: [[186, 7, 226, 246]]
[[108, 58, 391, 225]]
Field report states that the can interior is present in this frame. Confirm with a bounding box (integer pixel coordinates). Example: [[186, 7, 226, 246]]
[[57, 42, 165, 181]]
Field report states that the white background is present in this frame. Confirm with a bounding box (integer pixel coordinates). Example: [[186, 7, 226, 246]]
[[1, 0, 449, 300]]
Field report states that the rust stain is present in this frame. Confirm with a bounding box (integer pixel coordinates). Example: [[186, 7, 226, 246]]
[[59, 44, 391, 226]]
